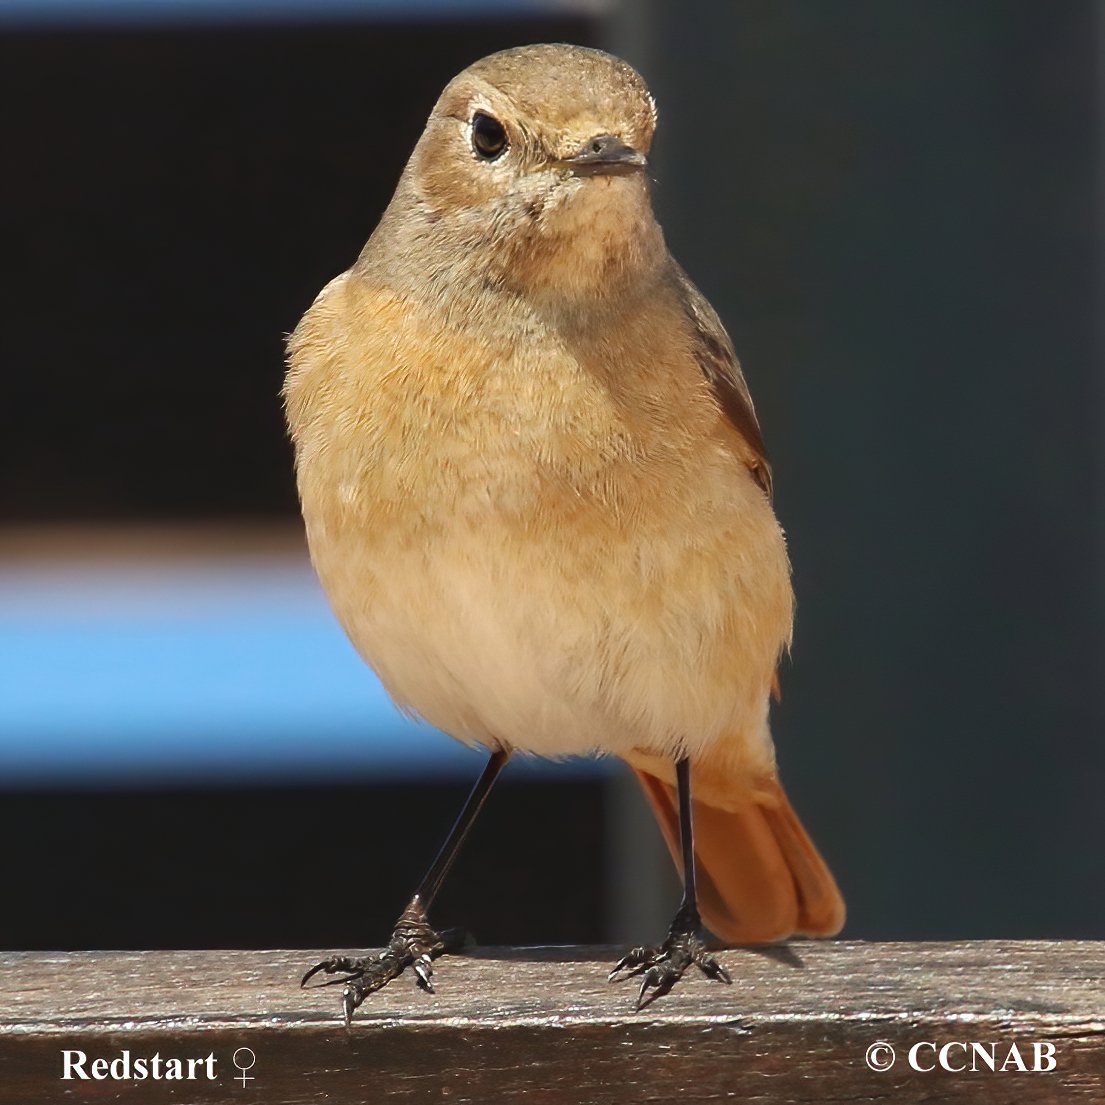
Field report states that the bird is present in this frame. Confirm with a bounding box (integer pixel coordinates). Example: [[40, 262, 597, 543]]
[[284, 43, 845, 1022]]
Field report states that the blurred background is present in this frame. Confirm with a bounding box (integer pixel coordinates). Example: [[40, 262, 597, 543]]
[[0, 0, 1100, 953]]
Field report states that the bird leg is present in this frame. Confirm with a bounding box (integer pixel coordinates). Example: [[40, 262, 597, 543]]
[[301, 748, 510, 1022], [609, 757, 732, 1008]]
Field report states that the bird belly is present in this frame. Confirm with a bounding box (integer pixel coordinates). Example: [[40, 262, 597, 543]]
[[310, 525, 607, 757], [303, 466, 791, 777]]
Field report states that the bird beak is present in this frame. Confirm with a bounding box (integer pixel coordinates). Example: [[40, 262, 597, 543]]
[[557, 135, 649, 177]]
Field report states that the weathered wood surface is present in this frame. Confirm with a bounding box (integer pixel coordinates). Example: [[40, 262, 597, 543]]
[[0, 942, 1102, 1103]]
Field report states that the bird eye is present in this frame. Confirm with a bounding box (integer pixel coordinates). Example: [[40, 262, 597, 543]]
[[471, 112, 508, 160]]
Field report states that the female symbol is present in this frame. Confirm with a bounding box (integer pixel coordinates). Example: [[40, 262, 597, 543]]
[[232, 1047, 256, 1087]]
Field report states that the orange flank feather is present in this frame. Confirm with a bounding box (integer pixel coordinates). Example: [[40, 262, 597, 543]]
[[633, 763, 845, 944]]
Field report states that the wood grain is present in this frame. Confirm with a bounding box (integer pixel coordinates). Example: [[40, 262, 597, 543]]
[[1, 942, 1102, 1103]]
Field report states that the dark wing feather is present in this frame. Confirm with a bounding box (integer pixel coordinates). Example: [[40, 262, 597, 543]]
[[671, 262, 773, 498]]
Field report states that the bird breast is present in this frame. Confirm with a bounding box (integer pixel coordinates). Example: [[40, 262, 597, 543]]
[[284, 270, 792, 775]]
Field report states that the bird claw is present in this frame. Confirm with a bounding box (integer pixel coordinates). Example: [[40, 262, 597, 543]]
[[610, 923, 731, 1009], [697, 955, 732, 984], [413, 953, 436, 993], [300, 955, 366, 988], [341, 985, 358, 1026], [608, 945, 650, 981], [301, 898, 448, 1021]]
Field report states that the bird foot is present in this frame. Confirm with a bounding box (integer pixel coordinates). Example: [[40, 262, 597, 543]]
[[609, 907, 731, 1009], [301, 897, 458, 1023]]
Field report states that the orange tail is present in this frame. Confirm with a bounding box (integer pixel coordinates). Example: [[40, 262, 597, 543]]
[[632, 764, 845, 944]]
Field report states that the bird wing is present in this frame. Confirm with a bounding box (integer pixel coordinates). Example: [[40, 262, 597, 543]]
[[671, 262, 773, 499], [672, 262, 782, 702]]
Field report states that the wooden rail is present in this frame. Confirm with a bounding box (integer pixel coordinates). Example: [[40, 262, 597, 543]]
[[1, 942, 1102, 1103]]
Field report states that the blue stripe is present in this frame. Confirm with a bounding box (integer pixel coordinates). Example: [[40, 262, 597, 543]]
[[0, 558, 607, 788]]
